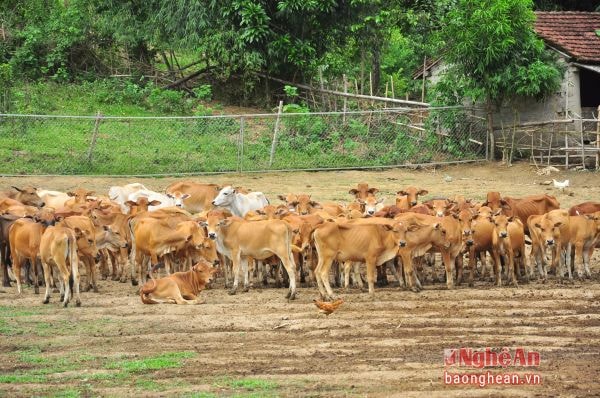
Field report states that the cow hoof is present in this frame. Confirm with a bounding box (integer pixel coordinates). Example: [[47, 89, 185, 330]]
[[468, 281, 474, 287], [242, 286, 250, 293], [101, 275, 108, 281], [75, 301, 81, 307], [410, 286, 419, 293], [93, 287, 99, 293], [111, 276, 119, 281], [228, 289, 237, 296], [63, 302, 69, 308], [34, 288, 39, 294], [287, 292, 296, 300], [131, 279, 138, 286], [42, 298, 49, 304]]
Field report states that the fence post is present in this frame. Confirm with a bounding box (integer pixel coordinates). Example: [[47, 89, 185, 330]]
[[269, 101, 284, 168], [238, 116, 245, 173], [87, 111, 103, 162]]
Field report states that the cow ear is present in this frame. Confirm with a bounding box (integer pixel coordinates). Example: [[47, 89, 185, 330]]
[[182, 193, 191, 199], [11, 186, 23, 192], [396, 190, 407, 195], [198, 221, 208, 227], [73, 227, 83, 238], [185, 235, 192, 242], [125, 200, 137, 207], [149, 200, 162, 206], [87, 191, 96, 196], [452, 213, 459, 219], [277, 195, 287, 201], [166, 193, 174, 199], [408, 224, 420, 232], [381, 224, 394, 231], [418, 189, 429, 195], [256, 209, 265, 215], [103, 225, 110, 231], [290, 201, 299, 207], [349, 189, 359, 195], [425, 202, 434, 209], [67, 191, 75, 197], [553, 221, 562, 228], [368, 188, 379, 194], [534, 223, 541, 229], [507, 216, 515, 222], [493, 209, 502, 216]]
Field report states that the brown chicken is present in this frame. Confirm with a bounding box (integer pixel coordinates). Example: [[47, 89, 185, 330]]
[[313, 298, 344, 315]]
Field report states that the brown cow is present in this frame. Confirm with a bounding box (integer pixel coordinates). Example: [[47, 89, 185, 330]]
[[423, 198, 454, 218], [1, 186, 45, 208], [568, 201, 600, 216], [58, 216, 99, 292], [165, 182, 221, 213], [491, 213, 527, 286], [530, 209, 571, 279], [40, 225, 82, 307], [203, 215, 298, 299], [396, 187, 428, 207], [313, 220, 409, 299], [484, 192, 560, 231], [465, 206, 496, 285], [131, 218, 207, 284], [349, 183, 379, 200], [140, 259, 216, 304], [279, 193, 343, 217], [568, 213, 600, 278]]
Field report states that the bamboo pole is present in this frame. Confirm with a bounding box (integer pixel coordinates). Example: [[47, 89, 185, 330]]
[[269, 101, 284, 168], [565, 134, 569, 169], [581, 128, 586, 169], [86, 111, 102, 162], [596, 105, 600, 170]]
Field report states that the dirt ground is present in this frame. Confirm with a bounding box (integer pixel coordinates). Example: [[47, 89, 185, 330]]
[[1, 162, 600, 397]]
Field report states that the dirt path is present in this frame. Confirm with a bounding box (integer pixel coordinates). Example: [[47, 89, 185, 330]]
[[1, 162, 599, 396]]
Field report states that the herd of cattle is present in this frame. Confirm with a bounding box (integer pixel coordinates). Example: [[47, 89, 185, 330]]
[[0, 181, 599, 306]]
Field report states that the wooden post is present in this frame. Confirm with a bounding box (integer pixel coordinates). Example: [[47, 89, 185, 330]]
[[421, 56, 427, 103], [86, 111, 102, 162], [390, 75, 395, 99], [547, 133, 553, 166], [342, 74, 348, 124], [580, 128, 586, 169], [596, 105, 600, 170], [565, 133, 569, 169], [318, 66, 326, 110], [269, 101, 284, 168], [369, 71, 374, 107], [238, 116, 245, 173]]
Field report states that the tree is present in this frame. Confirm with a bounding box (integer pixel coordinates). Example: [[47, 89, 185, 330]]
[[437, 0, 562, 159]]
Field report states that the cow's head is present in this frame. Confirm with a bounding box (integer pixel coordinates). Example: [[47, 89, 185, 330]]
[[200, 209, 231, 240], [166, 191, 191, 208], [491, 212, 515, 240], [359, 196, 384, 216], [96, 225, 128, 250], [425, 199, 452, 218], [349, 182, 379, 200], [212, 186, 235, 207], [11, 186, 45, 208], [396, 187, 428, 207], [67, 188, 95, 204]]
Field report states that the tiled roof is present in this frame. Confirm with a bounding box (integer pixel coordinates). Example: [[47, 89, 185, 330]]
[[535, 12, 600, 63]]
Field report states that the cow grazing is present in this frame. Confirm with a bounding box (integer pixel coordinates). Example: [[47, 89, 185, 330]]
[[140, 259, 216, 304], [40, 226, 81, 307], [165, 181, 221, 213], [212, 186, 269, 217]]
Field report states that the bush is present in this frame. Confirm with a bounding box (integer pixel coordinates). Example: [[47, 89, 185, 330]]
[[146, 87, 190, 114]]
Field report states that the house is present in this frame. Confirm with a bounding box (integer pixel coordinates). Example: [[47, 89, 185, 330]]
[[413, 12, 600, 130]]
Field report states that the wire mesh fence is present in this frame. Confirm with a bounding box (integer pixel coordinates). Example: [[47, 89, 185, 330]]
[[0, 107, 488, 176]]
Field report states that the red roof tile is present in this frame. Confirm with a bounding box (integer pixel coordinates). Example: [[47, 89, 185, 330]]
[[535, 12, 600, 64]]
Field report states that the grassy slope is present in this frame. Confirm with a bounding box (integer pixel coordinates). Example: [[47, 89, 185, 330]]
[[0, 82, 482, 175]]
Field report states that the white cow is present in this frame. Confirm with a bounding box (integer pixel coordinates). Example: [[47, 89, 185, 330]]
[[37, 190, 71, 210], [108, 183, 149, 212], [212, 186, 269, 217], [127, 189, 190, 212]]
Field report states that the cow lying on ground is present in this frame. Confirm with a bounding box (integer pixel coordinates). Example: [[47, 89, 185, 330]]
[[140, 259, 216, 304]]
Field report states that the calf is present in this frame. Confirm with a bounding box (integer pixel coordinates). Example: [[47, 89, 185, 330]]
[[165, 181, 221, 213], [349, 183, 379, 200], [40, 226, 81, 307], [1, 186, 45, 208], [108, 183, 148, 212], [465, 206, 496, 285], [568, 201, 600, 216], [140, 259, 216, 304], [530, 209, 571, 279], [490, 213, 527, 286]]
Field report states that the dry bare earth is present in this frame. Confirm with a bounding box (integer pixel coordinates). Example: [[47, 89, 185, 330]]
[[1, 163, 600, 397]]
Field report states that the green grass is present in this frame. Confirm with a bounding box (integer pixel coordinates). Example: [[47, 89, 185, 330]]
[[105, 351, 196, 373], [0, 373, 48, 383], [1, 81, 485, 175]]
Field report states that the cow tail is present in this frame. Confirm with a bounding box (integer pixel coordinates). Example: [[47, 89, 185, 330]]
[[67, 234, 79, 294], [128, 218, 137, 281], [140, 278, 159, 304]]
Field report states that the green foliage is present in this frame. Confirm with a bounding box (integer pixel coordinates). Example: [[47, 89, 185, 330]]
[[193, 84, 213, 101], [437, 0, 562, 107], [146, 87, 189, 114], [105, 351, 196, 373], [283, 85, 299, 99]]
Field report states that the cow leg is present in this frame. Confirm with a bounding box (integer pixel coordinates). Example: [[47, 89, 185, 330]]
[[315, 255, 334, 300], [455, 254, 464, 286], [228, 252, 241, 295], [30, 257, 40, 294], [564, 244, 573, 280], [42, 261, 52, 304], [88, 257, 99, 293], [386, 259, 401, 287], [400, 252, 419, 292], [242, 258, 250, 292], [583, 244, 593, 278], [71, 258, 81, 307], [342, 261, 352, 290], [441, 251, 455, 290], [99, 249, 109, 280], [492, 248, 502, 287], [507, 250, 517, 287], [365, 258, 377, 296], [279, 254, 297, 300], [13, 254, 24, 295], [467, 247, 476, 287]]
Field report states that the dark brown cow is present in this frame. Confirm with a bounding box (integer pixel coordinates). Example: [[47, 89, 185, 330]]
[[1, 186, 45, 208], [568, 201, 600, 216], [396, 187, 428, 207], [349, 183, 379, 200], [484, 192, 560, 231]]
